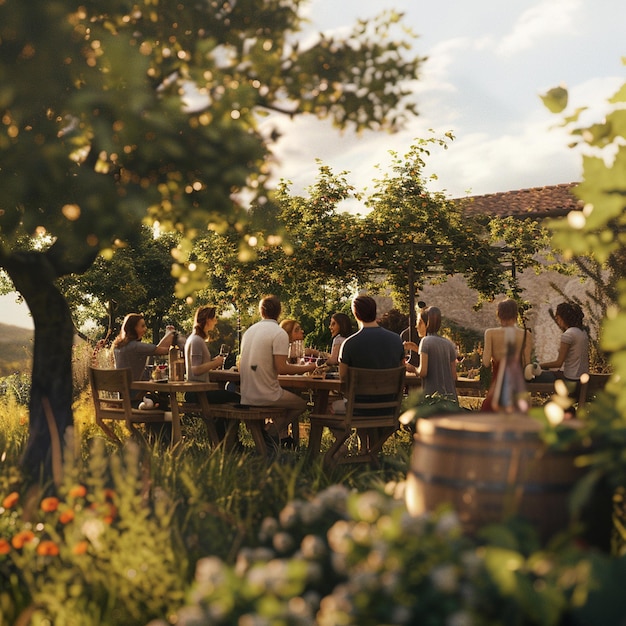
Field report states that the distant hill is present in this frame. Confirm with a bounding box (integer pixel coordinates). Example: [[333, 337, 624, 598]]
[[0, 323, 34, 377]]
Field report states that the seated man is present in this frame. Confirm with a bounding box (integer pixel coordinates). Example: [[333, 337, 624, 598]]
[[333, 294, 405, 413], [239, 295, 317, 447]]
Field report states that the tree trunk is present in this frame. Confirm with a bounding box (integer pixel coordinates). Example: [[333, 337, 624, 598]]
[[3, 244, 94, 482]]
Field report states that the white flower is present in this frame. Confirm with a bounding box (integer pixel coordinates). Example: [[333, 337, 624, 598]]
[[446, 610, 473, 626], [194, 556, 228, 598], [384, 479, 407, 501], [327, 520, 353, 554], [317, 484, 350, 511], [430, 563, 459, 594], [258, 516, 279, 542], [330, 551, 349, 575], [287, 595, 315, 621], [300, 534, 327, 560], [355, 491, 386, 522], [300, 500, 325, 525], [460, 550, 483, 577], [239, 614, 271, 626], [305, 561, 324, 585], [436, 510, 461, 536], [246, 565, 269, 594], [279, 500, 303, 528], [400, 510, 429, 536], [80, 518, 106, 549], [251, 547, 275, 562], [390, 605, 412, 624], [272, 531, 295, 554], [174, 606, 207, 626]]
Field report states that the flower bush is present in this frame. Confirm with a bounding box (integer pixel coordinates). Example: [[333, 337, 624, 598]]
[[156, 482, 626, 626], [0, 442, 187, 625]]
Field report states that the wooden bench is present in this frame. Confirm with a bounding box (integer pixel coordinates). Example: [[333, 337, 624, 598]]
[[206, 404, 288, 458], [455, 373, 612, 406]]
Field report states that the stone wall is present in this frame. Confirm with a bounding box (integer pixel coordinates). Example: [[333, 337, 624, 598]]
[[374, 268, 596, 363]]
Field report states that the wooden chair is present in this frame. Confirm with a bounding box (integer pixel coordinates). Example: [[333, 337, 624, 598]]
[[307, 366, 406, 468], [88, 367, 167, 444]]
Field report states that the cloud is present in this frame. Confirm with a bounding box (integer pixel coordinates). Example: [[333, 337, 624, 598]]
[[496, 0, 583, 56]]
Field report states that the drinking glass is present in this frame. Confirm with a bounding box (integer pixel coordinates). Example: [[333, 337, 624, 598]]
[[219, 344, 230, 369], [288, 340, 304, 364]]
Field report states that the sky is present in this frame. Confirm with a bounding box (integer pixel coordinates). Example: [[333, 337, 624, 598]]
[[2, 0, 624, 330], [266, 0, 624, 203]]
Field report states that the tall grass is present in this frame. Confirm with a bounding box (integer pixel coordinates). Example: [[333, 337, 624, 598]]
[[3, 363, 625, 625]]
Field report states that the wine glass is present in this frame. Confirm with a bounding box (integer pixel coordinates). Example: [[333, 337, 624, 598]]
[[456, 345, 465, 364], [219, 344, 230, 369], [404, 350, 412, 365]]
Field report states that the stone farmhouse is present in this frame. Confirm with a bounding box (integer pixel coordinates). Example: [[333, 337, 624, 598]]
[[381, 183, 594, 363]]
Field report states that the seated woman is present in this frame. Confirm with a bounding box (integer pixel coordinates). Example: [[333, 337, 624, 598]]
[[538, 302, 589, 401], [481, 298, 533, 412], [113, 312, 176, 406], [325, 312, 353, 366], [279, 319, 327, 359], [404, 306, 458, 401], [185, 305, 242, 442]]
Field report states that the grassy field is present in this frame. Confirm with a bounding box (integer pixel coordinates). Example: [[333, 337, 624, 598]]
[[0, 323, 33, 378], [1, 368, 626, 625]]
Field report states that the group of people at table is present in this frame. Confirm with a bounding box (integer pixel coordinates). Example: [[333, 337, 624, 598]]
[[110, 293, 590, 448]]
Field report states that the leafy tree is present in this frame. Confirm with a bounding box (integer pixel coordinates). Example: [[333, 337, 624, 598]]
[[361, 141, 506, 309], [542, 77, 626, 410], [0, 0, 423, 479], [58, 226, 189, 341]]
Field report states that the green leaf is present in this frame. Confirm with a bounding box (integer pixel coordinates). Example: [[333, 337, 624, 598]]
[[541, 86, 569, 113]]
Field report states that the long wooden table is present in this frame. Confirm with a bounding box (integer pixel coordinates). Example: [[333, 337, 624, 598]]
[[131, 379, 219, 445], [210, 369, 423, 412], [209, 369, 423, 445]]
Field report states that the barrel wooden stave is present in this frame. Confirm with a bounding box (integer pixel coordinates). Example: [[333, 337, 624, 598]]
[[406, 413, 587, 540]]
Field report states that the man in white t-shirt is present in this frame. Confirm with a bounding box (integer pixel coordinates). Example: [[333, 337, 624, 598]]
[[239, 295, 316, 446]]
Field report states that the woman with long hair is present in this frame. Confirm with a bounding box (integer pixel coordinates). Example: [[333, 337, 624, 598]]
[[113, 313, 175, 382], [481, 298, 532, 412], [404, 306, 458, 400], [325, 312, 353, 366], [539, 302, 589, 388], [279, 319, 327, 359], [184, 305, 241, 442]]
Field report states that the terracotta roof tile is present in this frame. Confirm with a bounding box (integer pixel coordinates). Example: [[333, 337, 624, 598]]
[[456, 182, 582, 218]]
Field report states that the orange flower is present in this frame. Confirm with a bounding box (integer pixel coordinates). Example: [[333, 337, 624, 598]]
[[72, 540, 88, 555], [40, 497, 59, 513], [68, 485, 87, 499], [11, 530, 35, 549], [59, 509, 75, 524], [36, 540, 59, 556], [103, 503, 117, 524], [2, 492, 19, 509], [89, 501, 117, 524], [0, 539, 11, 555], [103, 489, 116, 502]]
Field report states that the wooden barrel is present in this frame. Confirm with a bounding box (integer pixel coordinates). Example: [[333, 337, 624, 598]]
[[405, 413, 587, 541]]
